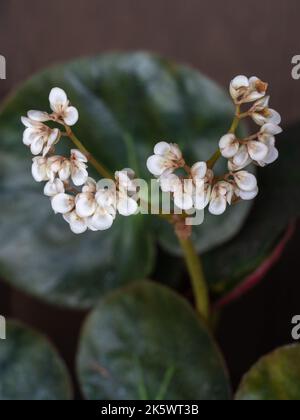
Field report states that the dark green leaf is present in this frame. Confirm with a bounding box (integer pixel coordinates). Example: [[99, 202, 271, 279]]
[[0, 321, 72, 400], [77, 281, 231, 400], [236, 345, 300, 401]]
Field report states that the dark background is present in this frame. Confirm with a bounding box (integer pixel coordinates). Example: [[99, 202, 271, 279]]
[[0, 0, 299, 395]]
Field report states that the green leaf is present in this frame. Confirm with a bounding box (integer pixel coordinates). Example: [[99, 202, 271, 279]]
[[77, 281, 231, 400], [236, 345, 300, 400], [0, 321, 72, 400], [203, 123, 300, 301], [0, 52, 250, 308]]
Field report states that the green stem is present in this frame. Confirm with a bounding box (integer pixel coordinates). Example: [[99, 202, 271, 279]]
[[207, 105, 241, 169], [65, 125, 113, 180], [178, 237, 210, 321]]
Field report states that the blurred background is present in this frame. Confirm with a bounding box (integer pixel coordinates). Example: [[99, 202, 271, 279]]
[[0, 0, 299, 393]]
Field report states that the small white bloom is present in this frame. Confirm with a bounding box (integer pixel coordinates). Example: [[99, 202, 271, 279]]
[[27, 88, 79, 127], [219, 134, 240, 158], [117, 193, 138, 216], [147, 142, 184, 177], [233, 171, 259, 201], [75, 192, 97, 218], [233, 171, 258, 192], [32, 157, 49, 182], [250, 97, 281, 126], [70, 149, 88, 186], [49, 88, 79, 126], [115, 168, 137, 194], [230, 75, 268, 104], [191, 162, 213, 210], [63, 211, 88, 235], [51, 193, 75, 214], [44, 179, 65, 197], [209, 181, 234, 216], [82, 178, 97, 194], [21, 116, 60, 156], [256, 123, 282, 166]]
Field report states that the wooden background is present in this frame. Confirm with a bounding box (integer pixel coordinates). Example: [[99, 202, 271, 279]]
[[0, 0, 300, 392]]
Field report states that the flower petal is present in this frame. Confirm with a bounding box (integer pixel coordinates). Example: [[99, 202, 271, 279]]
[[247, 141, 269, 161], [32, 158, 48, 182], [64, 106, 79, 126], [232, 145, 250, 168], [49, 87, 68, 112], [90, 211, 114, 231], [191, 161, 207, 179], [146, 155, 166, 176], [58, 161, 71, 181], [154, 142, 171, 156], [234, 171, 257, 192], [69, 211, 88, 234], [30, 136, 44, 155], [27, 110, 50, 122], [51, 193, 75, 214], [71, 167, 88, 186], [23, 128, 36, 146], [261, 123, 282, 136], [75, 193, 97, 218], [117, 195, 138, 216], [71, 149, 88, 163], [238, 186, 259, 200], [174, 191, 194, 211], [209, 196, 227, 216], [262, 145, 279, 165], [44, 179, 65, 197], [219, 134, 239, 158]]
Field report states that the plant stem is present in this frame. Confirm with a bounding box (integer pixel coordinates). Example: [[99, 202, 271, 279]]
[[64, 125, 113, 180], [207, 105, 241, 169], [207, 150, 221, 169], [178, 237, 210, 321]]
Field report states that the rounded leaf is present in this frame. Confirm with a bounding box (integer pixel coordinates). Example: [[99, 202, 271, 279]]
[[0, 321, 72, 400], [77, 281, 231, 400], [236, 345, 300, 401]]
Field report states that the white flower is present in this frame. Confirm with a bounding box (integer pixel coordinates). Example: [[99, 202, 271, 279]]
[[28, 88, 79, 126], [233, 171, 258, 201], [219, 134, 240, 159], [70, 149, 88, 186], [227, 122, 282, 170], [209, 181, 234, 216], [191, 162, 213, 210], [75, 191, 97, 218], [90, 188, 117, 230], [257, 123, 282, 166], [250, 97, 281, 126], [44, 179, 65, 197], [51, 193, 75, 214], [49, 88, 79, 126], [21, 116, 60, 156], [147, 142, 184, 177], [115, 168, 137, 194], [31, 157, 49, 182], [115, 168, 139, 216], [63, 211, 88, 235], [230, 75, 268, 104]]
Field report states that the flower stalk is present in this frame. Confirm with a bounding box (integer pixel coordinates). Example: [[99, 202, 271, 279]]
[[64, 125, 113, 180], [178, 237, 210, 321]]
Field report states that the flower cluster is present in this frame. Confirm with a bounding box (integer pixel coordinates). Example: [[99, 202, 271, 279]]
[[146, 75, 281, 217], [221, 76, 282, 170], [147, 142, 257, 216], [21, 76, 282, 234], [22, 88, 138, 234]]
